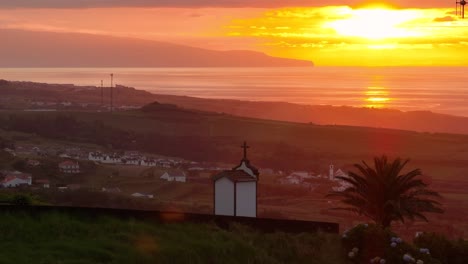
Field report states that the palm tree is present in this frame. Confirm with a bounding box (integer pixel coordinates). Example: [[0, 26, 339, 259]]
[[328, 156, 443, 228]]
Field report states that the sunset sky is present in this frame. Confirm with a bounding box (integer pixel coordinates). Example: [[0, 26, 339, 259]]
[[1, 0, 468, 66]]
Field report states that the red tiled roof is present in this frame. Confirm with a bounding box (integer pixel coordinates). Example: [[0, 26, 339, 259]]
[[213, 170, 257, 182], [59, 160, 78, 166], [2, 173, 31, 183], [36, 179, 50, 184]]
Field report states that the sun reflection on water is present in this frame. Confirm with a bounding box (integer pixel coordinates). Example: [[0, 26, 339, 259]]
[[364, 86, 391, 108]]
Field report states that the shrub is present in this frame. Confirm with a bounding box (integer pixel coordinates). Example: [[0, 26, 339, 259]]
[[11, 194, 32, 206], [342, 224, 441, 264], [414, 233, 468, 264]]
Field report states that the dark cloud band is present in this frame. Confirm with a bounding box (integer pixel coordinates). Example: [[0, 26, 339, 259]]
[[0, 0, 452, 9]]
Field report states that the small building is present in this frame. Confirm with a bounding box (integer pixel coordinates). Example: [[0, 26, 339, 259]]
[[102, 154, 121, 164], [160, 170, 187, 182], [131, 192, 154, 199], [88, 152, 106, 162], [27, 159, 41, 167], [213, 142, 259, 218], [59, 160, 80, 174], [141, 159, 157, 167], [102, 187, 122, 193], [35, 179, 50, 188], [1, 172, 32, 188], [279, 171, 312, 185]]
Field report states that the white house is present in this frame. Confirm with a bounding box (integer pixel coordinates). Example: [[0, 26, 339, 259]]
[[158, 160, 172, 168], [59, 160, 80, 174], [1, 172, 32, 187], [123, 158, 139, 166], [27, 159, 41, 167], [88, 152, 106, 162], [213, 142, 259, 218], [279, 171, 312, 185], [102, 155, 122, 164], [160, 170, 187, 182], [131, 192, 154, 199], [35, 179, 50, 189], [141, 159, 157, 167]]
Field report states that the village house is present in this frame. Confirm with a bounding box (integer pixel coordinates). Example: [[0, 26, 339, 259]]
[[213, 142, 259, 218], [88, 152, 106, 162], [27, 159, 41, 167], [278, 171, 312, 185], [131, 192, 154, 199], [157, 159, 172, 168], [35, 179, 50, 188], [141, 159, 157, 167], [122, 158, 139, 165], [3, 148, 16, 156], [102, 187, 122, 193], [59, 160, 80, 174], [124, 150, 140, 157], [160, 170, 187, 182], [102, 154, 122, 164], [1, 171, 32, 188], [331, 168, 351, 192]]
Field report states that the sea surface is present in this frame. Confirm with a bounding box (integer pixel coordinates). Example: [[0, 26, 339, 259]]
[[1, 67, 468, 117]]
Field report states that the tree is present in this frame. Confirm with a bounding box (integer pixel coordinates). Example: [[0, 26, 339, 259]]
[[328, 155, 443, 228]]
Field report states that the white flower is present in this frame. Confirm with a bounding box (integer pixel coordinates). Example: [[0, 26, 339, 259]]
[[364, 223, 369, 227], [419, 248, 430, 254], [396, 237, 403, 243], [380, 259, 386, 264], [403, 254, 412, 262], [391, 242, 397, 248], [348, 251, 355, 258], [391, 237, 398, 242], [352, 247, 359, 253], [416, 260, 424, 264]]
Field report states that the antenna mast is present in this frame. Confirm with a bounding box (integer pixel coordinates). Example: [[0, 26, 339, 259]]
[[457, 0, 466, 18]]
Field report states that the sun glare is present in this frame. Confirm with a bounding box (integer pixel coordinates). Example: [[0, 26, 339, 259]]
[[325, 8, 422, 40]]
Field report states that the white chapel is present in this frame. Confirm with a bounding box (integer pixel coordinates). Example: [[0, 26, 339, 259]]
[[213, 141, 259, 217]]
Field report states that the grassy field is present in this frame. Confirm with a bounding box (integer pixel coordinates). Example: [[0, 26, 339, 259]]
[[0, 210, 344, 264]]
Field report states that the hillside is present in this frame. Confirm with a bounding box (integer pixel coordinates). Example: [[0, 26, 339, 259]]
[[1, 80, 468, 135], [0, 29, 313, 67], [1, 105, 468, 237]]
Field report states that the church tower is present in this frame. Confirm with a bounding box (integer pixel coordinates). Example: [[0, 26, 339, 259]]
[[329, 163, 335, 180]]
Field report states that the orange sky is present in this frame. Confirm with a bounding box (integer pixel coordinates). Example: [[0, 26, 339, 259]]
[[1, 2, 468, 66]]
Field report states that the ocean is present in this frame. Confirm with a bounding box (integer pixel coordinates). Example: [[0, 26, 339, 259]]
[[1, 67, 468, 117]]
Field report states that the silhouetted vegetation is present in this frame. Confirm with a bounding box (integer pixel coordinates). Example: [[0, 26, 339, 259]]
[[328, 156, 443, 228]]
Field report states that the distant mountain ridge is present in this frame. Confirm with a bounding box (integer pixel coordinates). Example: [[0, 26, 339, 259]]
[[0, 29, 313, 67]]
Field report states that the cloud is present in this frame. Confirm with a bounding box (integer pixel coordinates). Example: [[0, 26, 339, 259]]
[[0, 0, 455, 9], [433, 15, 456, 22]]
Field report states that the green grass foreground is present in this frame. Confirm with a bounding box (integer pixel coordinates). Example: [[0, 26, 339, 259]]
[[0, 210, 344, 264]]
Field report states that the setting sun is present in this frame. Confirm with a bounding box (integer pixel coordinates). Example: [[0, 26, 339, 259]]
[[324, 7, 422, 40]]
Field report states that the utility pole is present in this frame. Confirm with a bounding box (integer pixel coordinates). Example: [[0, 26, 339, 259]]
[[110, 73, 114, 112], [100, 80, 104, 107]]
